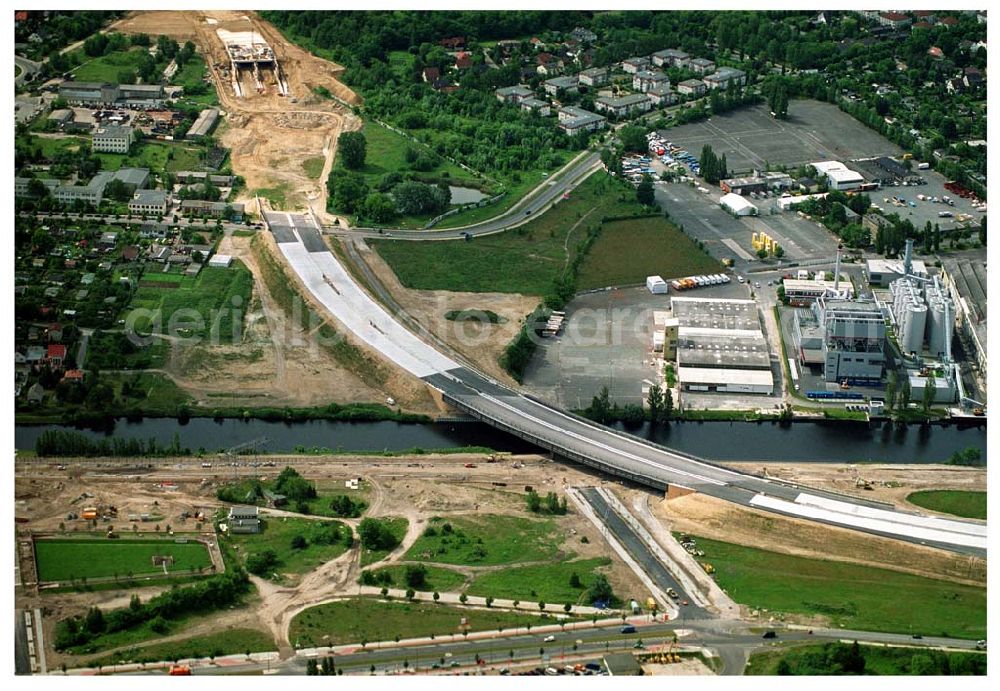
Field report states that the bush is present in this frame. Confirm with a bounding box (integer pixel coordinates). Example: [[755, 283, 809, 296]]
[[404, 564, 427, 588], [358, 518, 401, 551], [245, 549, 280, 576]]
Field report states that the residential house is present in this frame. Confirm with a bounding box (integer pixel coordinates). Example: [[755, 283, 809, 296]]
[[557, 106, 607, 134], [422, 66, 441, 83], [439, 37, 465, 50], [937, 16, 959, 28], [128, 189, 169, 216], [25, 346, 46, 364], [47, 323, 63, 342], [963, 66, 983, 89], [621, 56, 651, 74], [536, 52, 564, 76], [677, 78, 707, 97], [687, 57, 716, 75], [99, 231, 118, 248], [47, 344, 67, 368], [570, 27, 597, 43], [495, 84, 534, 104], [877, 12, 912, 29], [454, 52, 473, 70], [651, 48, 690, 68], [645, 83, 677, 106], [520, 98, 551, 116], [140, 221, 170, 239], [122, 245, 140, 262], [632, 69, 669, 93], [578, 66, 611, 88], [62, 369, 85, 383], [543, 75, 579, 96], [594, 93, 652, 118], [703, 67, 747, 90], [927, 46, 944, 59], [180, 199, 245, 221]]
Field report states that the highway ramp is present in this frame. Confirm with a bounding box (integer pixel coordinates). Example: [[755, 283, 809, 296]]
[[263, 209, 986, 556]]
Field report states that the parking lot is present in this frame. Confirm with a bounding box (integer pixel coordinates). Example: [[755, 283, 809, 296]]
[[661, 100, 902, 173], [655, 181, 840, 265], [872, 169, 985, 233]]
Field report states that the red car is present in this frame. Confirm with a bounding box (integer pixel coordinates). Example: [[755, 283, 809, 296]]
[[464, 463, 476, 468]]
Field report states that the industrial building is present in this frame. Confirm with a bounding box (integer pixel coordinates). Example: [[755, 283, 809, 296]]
[[14, 167, 149, 206], [186, 108, 219, 138], [720, 193, 757, 216], [815, 298, 886, 384], [850, 156, 922, 186], [889, 276, 955, 359], [811, 161, 866, 191], [783, 277, 854, 306], [867, 257, 928, 287], [92, 124, 134, 154], [58, 81, 164, 106], [227, 505, 260, 534], [939, 257, 987, 375], [663, 297, 774, 395]]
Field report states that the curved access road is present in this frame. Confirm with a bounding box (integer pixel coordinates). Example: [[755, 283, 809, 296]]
[[263, 209, 986, 557], [326, 150, 603, 240]]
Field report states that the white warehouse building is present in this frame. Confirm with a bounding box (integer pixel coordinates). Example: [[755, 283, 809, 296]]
[[811, 161, 865, 191], [720, 192, 757, 216]]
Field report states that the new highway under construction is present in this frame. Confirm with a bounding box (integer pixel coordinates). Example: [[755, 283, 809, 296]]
[[262, 209, 986, 556]]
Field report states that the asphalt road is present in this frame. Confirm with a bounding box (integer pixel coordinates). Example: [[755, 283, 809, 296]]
[[578, 488, 704, 617], [15, 55, 41, 87], [326, 150, 603, 240]]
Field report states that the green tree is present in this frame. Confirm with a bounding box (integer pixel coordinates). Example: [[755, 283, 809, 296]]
[[921, 372, 936, 412], [647, 383, 664, 424], [569, 572, 582, 589], [404, 563, 427, 588], [636, 175, 655, 206], [525, 489, 542, 513], [338, 131, 367, 170], [619, 125, 646, 153], [897, 375, 911, 412]]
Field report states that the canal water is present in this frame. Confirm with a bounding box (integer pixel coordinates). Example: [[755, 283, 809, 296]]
[[14, 417, 986, 464]]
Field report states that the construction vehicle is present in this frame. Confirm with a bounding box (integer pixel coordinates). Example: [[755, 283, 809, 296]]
[[169, 665, 192, 676], [701, 562, 715, 575]]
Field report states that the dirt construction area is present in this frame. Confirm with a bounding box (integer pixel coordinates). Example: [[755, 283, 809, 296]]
[[356, 240, 540, 386], [15, 452, 648, 665], [111, 11, 359, 217]]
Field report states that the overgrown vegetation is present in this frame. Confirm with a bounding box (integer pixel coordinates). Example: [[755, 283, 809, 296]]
[[748, 642, 986, 676]]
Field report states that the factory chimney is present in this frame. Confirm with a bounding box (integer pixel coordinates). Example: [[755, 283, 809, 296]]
[[903, 238, 914, 277], [833, 244, 842, 294]]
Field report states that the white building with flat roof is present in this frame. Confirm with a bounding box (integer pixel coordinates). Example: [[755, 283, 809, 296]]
[[92, 124, 133, 154], [720, 192, 757, 216]]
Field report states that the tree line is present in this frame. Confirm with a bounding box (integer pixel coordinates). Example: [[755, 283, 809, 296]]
[[35, 429, 189, 457]]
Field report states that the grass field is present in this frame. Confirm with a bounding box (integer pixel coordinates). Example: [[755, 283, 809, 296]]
[[28, 135, 87, 160], [575, 216, 723, 290], [360, 517, 409, 567], [35, 538, 212, 582], [90, 629, 273, 667], [302, 156, 325, 180], [228, 516, 350, 580], [688, 534, 986, 639], [289, 598, 557, 648], [404, 514, 561, 566], [216, 476, 371, 519], [96, 140, 206, 175], [125, 262, 252, 344], [111, 372, 192, 412], [356, 120, 479, 187], [70, 46, 148, 83], [906, 490, 986, 520], [372, 174, 642, 295], [466, 557, 612, 605], [367, 564, 468, 592], [254, 185, 289, 209], [747, 642, 987, 676]]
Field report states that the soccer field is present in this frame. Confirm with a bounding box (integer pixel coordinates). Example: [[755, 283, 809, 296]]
[[35, 538, 213, 582]]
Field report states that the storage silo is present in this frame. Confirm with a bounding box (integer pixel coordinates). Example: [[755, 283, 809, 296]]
[[924, 286, 954, 358], [891, 278, 925, 356]]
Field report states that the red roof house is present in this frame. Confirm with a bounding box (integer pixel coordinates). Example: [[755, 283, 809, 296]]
[[47, 344, 67, 367]]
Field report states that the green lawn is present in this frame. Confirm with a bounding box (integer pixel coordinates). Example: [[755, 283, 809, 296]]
[[302, 156, 326, 180], [227, 516, 350, 581], [125, 262, 252, 344], [35, 538, 212, 582], [70, 46, 148, 83], [29, 135, 87, 160], [367, 564, 468, 592], [97, 140, 205, 174], [747, 642, 987, 676], [575, 216, 723, 290], [289, 598, 557, 648], [360, 517, 409, 566], [467, 557, 612, 605], [110, 372, 192, 412], [689, 535, 986, 639], [89, 628, 275, 667], [372, 173, 642, 295], [254, 186, 289, 209], [906, 490, 986, 520], [356, 120, 479, 187], [404, 514, 561, 566]]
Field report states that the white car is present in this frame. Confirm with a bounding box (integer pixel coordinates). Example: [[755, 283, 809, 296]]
[[543, 635, 556, 642]]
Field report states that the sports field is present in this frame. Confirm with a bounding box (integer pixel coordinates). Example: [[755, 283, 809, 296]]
[[35, 538, 212, 582]]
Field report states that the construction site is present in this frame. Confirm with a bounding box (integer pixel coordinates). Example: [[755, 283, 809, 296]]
[[216, 27, 288, 98]]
